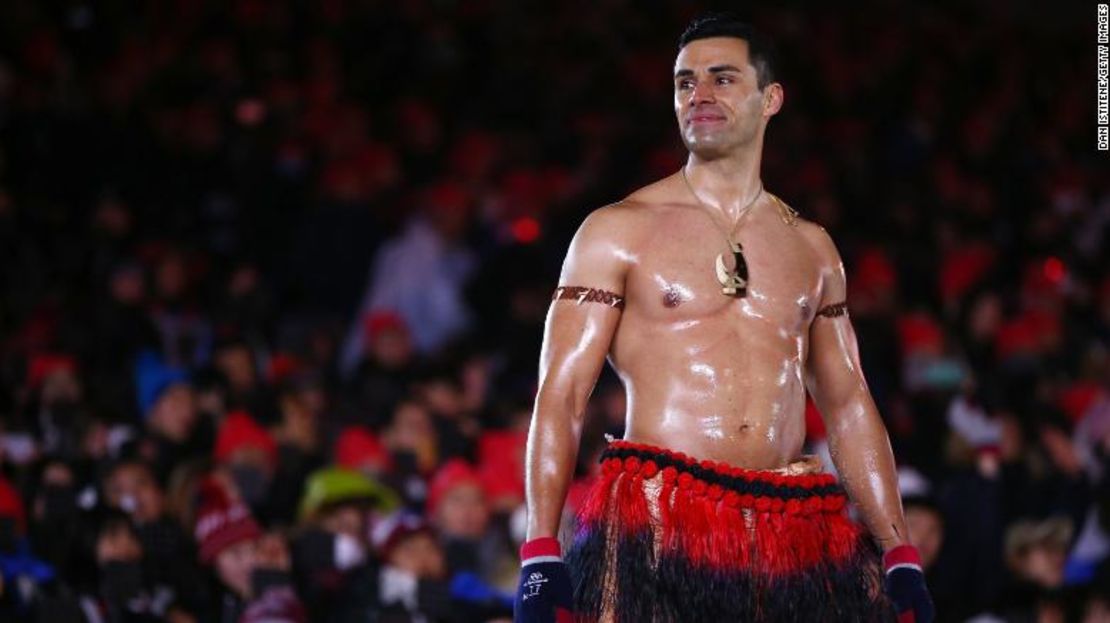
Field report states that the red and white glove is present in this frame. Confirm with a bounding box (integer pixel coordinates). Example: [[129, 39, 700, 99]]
[[513, 537, 573, 623]]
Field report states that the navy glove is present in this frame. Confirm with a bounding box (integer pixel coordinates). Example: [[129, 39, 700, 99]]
[[883, 544, 935, 623], [513, 537, 573, 623]]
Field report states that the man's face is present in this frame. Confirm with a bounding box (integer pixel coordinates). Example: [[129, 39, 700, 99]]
[[151, 384, 197, 443], [1017, 542, 1067, 588], [106, 464, 164, 524], [320, 504, 367, 544], [673, 37, 780, 158], [371, 327, 413, 368], [388, 532, 445, 579], [96, 522, 143, 563], [434, 483, 489, 540], [216, 345, 255, 393], [215, 539, 257, 598]]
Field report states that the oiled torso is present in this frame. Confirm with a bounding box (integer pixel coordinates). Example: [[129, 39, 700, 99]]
[[608, 190, 825, 469]]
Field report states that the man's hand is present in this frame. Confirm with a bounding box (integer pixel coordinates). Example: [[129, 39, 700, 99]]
[[513, 537, 573, 623], [883, 545, 935, 623]]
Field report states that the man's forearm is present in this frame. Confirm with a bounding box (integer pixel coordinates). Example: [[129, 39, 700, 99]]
[[824, 395, 910, 550], [524, 390, 584, 541]]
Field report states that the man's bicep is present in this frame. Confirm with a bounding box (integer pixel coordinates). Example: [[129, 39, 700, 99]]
[[537, 208, 629, 398], [805, 234, 867, 411], [806, 310, 868, 412], [537, 303, 621, 397]]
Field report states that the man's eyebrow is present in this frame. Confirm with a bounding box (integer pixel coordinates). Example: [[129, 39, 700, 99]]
[[673, 65, 743, 79]]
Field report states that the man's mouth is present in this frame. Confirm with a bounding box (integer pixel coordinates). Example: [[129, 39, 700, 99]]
[[688, 113, 726, 125]]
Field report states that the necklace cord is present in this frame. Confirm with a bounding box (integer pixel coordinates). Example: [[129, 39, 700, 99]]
[[680, 168, 763, 246]]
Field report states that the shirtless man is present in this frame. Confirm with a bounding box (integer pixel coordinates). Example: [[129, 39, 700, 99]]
[[514, 14, 934, 623]]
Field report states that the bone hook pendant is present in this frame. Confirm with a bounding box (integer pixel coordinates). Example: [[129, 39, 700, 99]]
[[715, 246, 747, 297]]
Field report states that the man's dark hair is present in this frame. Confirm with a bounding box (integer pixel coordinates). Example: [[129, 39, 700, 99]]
[[678, 13, 778, 90]]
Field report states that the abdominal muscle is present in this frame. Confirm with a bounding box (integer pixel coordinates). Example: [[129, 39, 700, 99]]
[[611, 316, 810, 470]]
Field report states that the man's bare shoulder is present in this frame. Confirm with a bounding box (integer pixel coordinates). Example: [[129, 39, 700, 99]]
[[578, 199, 640, 229], [791, 210, 843, 271], [567, 201, 635, 253], [623, 172, 685, 207], [575, 175, 683, 241], [562, 201, 641, 273], [560, 200, 651, 285]]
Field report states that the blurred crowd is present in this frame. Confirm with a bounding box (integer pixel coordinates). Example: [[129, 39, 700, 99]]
[[0, 0, 1106, 621]]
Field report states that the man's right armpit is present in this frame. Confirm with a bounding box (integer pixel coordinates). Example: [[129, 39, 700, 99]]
[[551, 285, 625, 309]]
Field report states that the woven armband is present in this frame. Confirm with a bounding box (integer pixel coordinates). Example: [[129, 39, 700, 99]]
[[552, 285, 625, 309], [815, 301, 848, 319]]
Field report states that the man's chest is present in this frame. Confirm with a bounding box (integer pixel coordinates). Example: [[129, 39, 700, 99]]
[[623, 215, 824, 330]]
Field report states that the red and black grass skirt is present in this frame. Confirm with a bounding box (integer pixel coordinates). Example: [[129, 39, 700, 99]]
[[564, 440, 894, 622]]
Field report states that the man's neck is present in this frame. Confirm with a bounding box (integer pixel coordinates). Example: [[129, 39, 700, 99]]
[[683, 150, 763, 221]]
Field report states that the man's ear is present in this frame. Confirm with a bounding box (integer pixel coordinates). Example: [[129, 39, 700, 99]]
[[763, 83, 784, 116]]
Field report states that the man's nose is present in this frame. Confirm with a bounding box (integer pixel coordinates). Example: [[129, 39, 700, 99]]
[[689, 79, 715, 105]]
